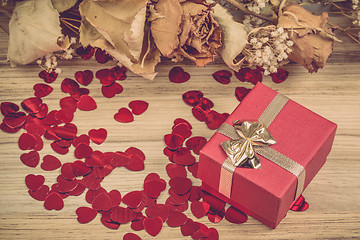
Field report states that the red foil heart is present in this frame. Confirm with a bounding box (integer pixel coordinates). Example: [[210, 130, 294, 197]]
[[1, 102, 19, 116], [143, 216, 163, 237], [235, 87, 251, 102], [144, 179, 166, 199], [172, 147, 195, 166], [123, 233, 142, 240], [21, 97, 42, 114], [235, 67, 263, 84], [76, 207, 97, 224], [39, 70, 58, 83], [172, 123, 192, 139], [111, 151, 132, 167], [110, 206, 136, 223], [74, 143, 93, 159], [270, 68, 289, 83], [85, 188, 107, 204], [114, 108, 134, 123], [191, 200, 210, 219], [44, 192, 64, 211], [95, 48, 112, 64], [92, 193, 112, 212], [88, 128, 107, 145], [4, 112, 27, 129], [212, 70, 232, 84], [169, 66, 190, 83], [129, 100, 149, 115], [101, 82, 123, 98], [125, 147, 145, 162], [181, 219, 200, 237], [290, 195, 309, 211], [18, 133, 38, 150], [33, 83, 53, 98], [166, 209, 188, 227], [77, 95, 97, 111], [225, 206, 248, 223], [25, 174, 45, 191], [182, 91, 204, 107], [166, 163, 187, 178], [28, 185, 49, 201], [185, 136, 207, 155], [122, 191, 143, 209], [72, 134, 90, 147], [76, 46, 95, 60], [20, 151, 40, 168], [125, 155, 145, 171], [75, 70, 93, 86], [96, 69, 116, 86], [112, 66, 127, 81], [169, 177, 192, 195]]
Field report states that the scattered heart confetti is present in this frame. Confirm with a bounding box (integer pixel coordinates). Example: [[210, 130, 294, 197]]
[[61, 163, 76, 180], [88, 128, 107, 145], [169, 66, 190, 83], [169, 177, 192, 195], [166, 163, 187, 178], [61, 78, 80, 94], [181, 219, 200, 237], [235, 67, 262, 85], [96, 68, 116, 86], [290, 195, 309, 212], [145, 204, 170, 222], [55, 123, 77, 140], [182, 91, 204, 107], [113, 66, 127, 81], [172, 122, 192, 139], [125, 147, 145, 162], [75, 70, 93, 86], [172, 147, 195, 166], [72, 160, 92, 176], [225, 206, 248, 224], [20, 151, 40, 168], [114, 108, 134, 123], [77, 95, 97, 111], [129, 100, 148, 115], [144, 179, 166, 199], [25, 174, 45, 191], [101, 82, 123, 98], [125, 155, 145, 171], [166, 209, 188, 227], [40, 155, 61, 171], [1, 102, 19, 116], [76, 207, 97, 224], [108, 190, 122, 207], [95, 48, 112, 64], [4, 111, 27, 129], [186, 136, 207, 155], [39, 70, 58, 83], [76, 46, 95, 60], [191, 200, 210, 219], [74, 143, 93, 159], [123, 233, 142, 240], [110, 206, 136, 223], [164, 134, 184, 150], [235, 87, 251, 102], [212, 70, 232, 84], [205, 228, 219, 240], [122, 191, 143, 209], [270, 68, 289, 83], [33, 83, 53, 98], [28, 185, 49, 201], [44, 192, 64, 211], [92, 193, 112, 212], [143, 216, 163, 237], [18, 133, 38, 150]]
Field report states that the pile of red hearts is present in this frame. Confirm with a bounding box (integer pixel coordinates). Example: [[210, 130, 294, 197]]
[[182, 91, 229, 130]]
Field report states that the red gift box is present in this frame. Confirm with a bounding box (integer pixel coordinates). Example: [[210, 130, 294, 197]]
[[198, 83, 337, 229]]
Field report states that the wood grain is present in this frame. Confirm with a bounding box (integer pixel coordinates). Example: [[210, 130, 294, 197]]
[[0, 13, 359, 240]]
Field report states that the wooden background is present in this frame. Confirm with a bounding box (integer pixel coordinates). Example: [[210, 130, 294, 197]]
[[0, 13, 359, 240]]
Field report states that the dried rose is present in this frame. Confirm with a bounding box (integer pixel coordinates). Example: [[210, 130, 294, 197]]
[[79, 0, 161, 80], [277, 4, 339, 73], [150, 0, 222, 67], [7, 0, 71, 66]]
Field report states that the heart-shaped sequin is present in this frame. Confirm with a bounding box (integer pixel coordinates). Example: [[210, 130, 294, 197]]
[[95, 48, 112, 64], [55, 123, 77, 139], [39, 70, 58, 83], [169, 177, 192, 195], [76, 46, 95, 60], [270, 68, 289, 83], [166, 163, 187, 178], [3, 111, 26, 129], [74, 143, 93, 159], [169, 66, 190, 83], [76, 207, 97, 224], [88, 128, 107, 145], [166, 209, 188, 227], [172, 147, 195, 166], [25, 174, 45, 191], [182, 91, 203, 107], [123, 233, 142, 240], [114, 108, 134, 123], [172, 123, 192, 139], [191, 200, 210, 219], [92, 193, 112, 212], [128, 100, 149, 115], [186, 136, 207, 155], [143, 216, 163, 237], [212, 70, 232, 84], [122, 191, 143, 209], [1, 102, 19, 116], [18, 133, 38, 150], [225, 206, 248, 223], [101, 82, 123, 98], [28, 184, 49, 201], [77, 95, 97, 111], [110, 206, 136, 223], [20, 151, 40, 168], [75, 70, 93, 86], [33, 83, 53, 98], [181, 219, 200, 237], [290, 195, 309, 211], [235, 87, 251, 102], [144, 179, 166, 199], [44, 192, 64, 210], [96, 68, 116, 86]]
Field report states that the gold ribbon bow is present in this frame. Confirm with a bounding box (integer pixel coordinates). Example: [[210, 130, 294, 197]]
[[221, 121, 276, 169]]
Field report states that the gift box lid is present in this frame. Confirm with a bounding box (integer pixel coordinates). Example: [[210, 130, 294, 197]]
[[198, 83, 337, 228]]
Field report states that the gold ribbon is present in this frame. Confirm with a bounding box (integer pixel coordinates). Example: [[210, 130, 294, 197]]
[[217, 93, 306, 200]]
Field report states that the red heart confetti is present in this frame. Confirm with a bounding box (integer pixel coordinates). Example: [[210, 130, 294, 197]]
[[182, 91, 204, 107], [144, 179, 166, 199], [235, 67, 263, 85], [235, 87, 251, 102], [101, 212, 120, 230], [72, 134, 90, 147], [129, 100, 149, 115], [72, 160, 91, 176], [110, 206, 136, 223], [60, 97, 77, 112], [164, 133, 184, 150], [92, 193, 112, 212], [96, 68, 116, 86], [123, 233, 142, 240], [270, 68, 289, 83], [101, 82, 123, 98], [61, 163, 76, 180], [114, 108, 134, 123], [125, 155, 145, 171], [172, 122, 192, 139], [125, 147, 145, 162], [50, 142, 69, 155], [77, 95, 97, 111], [88, 128, 107, 145], [290, 195, 309, 211], [225, 206, 248, 224], [186, 136, 207, 155], [181, 219, 200, 237], [172, 147, 195, 166], [212, 70, 232, 84], [131, 216, 145, 231], [192, 222, 211, 239], [28, 184, 49, 201], [1, 102, 19, 116], [76, 46, 95, 60], [203, 193, 226, 213], [18, 133, 38, 150], [75, 70, 93, 86], [44, 192, 64, 211], [33, 83, 53, 98], [143, 216, 163, 237], [191, 200, 210, 219], [68, 183, 86, 196], [4, 111, 27, 129], [166, 163, 187, 178], [169, 66, 190, 83], [113, 66, 127, 81], [169, 177, 192, 195], [166, 209, 188, 227], [41, 152, 61, 169], [95, 48, 112, 64], [188, 162, 199, 178], [55, 123, 77, 140], [122, 191, 143, 209], [85, 188, 107, 204], [145, 204, 170, 222], [39, 70, 58, 83], [20, 151, 40, 168], [205, 110, 226, 130], [57, 175, 78, 193], [76, 207, 97, 224], [208, 208, 225, 223], [25, 174, 45, 191], [206, 228, 219, 240], [61, 78, 79, 93], [174, 118, 192, 129], [108, 190, 122, 207], [111, 151, 132, 167], [74, 143, 93, 159]]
